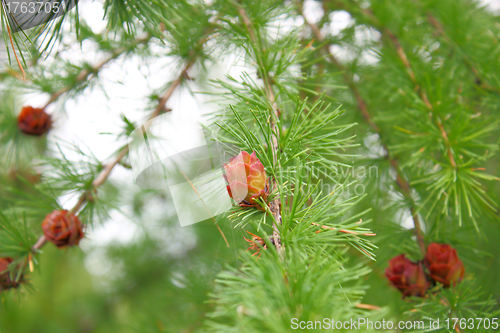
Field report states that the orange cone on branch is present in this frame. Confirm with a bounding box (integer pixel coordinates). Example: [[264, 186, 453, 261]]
[[17, 106, 52, 136], [42, 210, 84, 248]]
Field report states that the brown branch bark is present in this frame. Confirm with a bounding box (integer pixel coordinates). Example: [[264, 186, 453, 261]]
[[237, 5, 284, 257], [299, 5, 426, 254]]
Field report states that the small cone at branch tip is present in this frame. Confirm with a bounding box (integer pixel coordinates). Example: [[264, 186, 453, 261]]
[[17, 106, 52, 136], [42, 210, 85, 248], [0, 257, 20, 292], [223, 151, 269, 210], [385, 254, 430, 298], [424, 243, 465, 288]]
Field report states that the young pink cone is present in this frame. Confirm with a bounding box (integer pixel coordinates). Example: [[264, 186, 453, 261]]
[[223, 151, 268, 210]]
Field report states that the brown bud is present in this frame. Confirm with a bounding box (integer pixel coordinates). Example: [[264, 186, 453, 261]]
[[0, 258, 19, 292], [42, 210, 84, 248], [17, 106, 52, 136]]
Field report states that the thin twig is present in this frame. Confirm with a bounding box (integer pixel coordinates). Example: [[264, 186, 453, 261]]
[[299, 6, 426, 254], [33, 235, 47, 250], [297, 5, 379, 132], [152, 57, 196, 118], [338, 4, 458, 169], [326, 2, 458, 170], [383, 29, 457, 169], [69, 147, 130, 215], [5, 18, 26, 79], [180, 171, 229, 247]]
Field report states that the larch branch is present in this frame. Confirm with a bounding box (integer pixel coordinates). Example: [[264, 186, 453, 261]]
[[327, 2, 458, 169], [427, 13, 500, 94], [236, 4, 284, 257], [299, 6, 426, 254], [32, 41, 205, 252], [383, 29, 457, 169]]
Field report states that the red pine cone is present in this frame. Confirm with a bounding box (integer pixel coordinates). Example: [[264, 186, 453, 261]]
[[17, 106, 52, 136], [385, 254, 429, 298], [223, 151, 268, 209], [0, 258, 19, 291], [42, 210, 84, 248], [424, 243, 465, 288]]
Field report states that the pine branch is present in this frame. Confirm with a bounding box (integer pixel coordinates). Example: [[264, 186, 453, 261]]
[[236, 3, 284, 257], [327, 1, 499, 228], [382, 28, 457, 169], [334, 3, 458, 170], [31, 44, 203, 251], [298, 6, 426, 254], [151, 32, 212, 116], [296, 4, 376, 132]]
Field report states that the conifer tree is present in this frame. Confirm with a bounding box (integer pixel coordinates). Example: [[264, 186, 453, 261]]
[[0, 0, 499, 332]]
